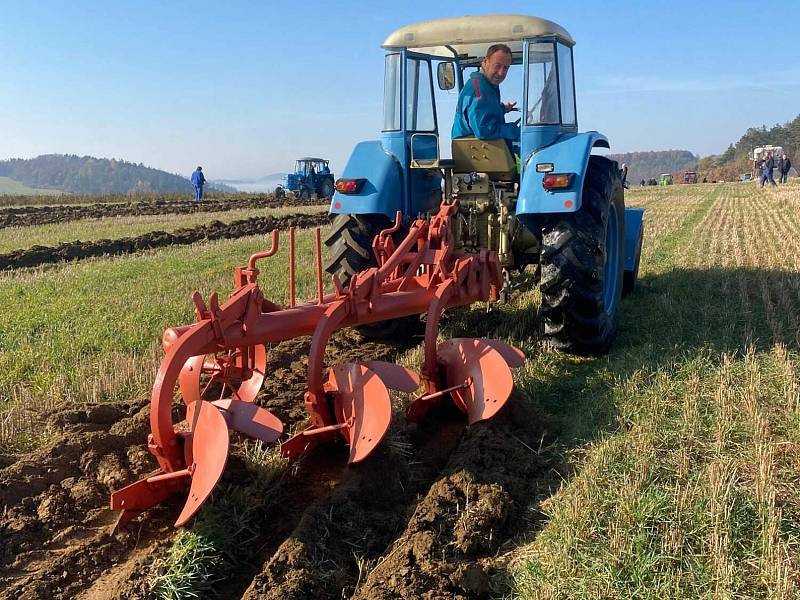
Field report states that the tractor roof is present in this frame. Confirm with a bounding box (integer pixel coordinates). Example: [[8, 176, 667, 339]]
[[382, 15, 574, 60], [297, 157, 328, 162]]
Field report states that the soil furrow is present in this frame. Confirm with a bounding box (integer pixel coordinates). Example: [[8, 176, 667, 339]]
[[0, 196, 325, 229], [0, 326, 423, 599], [0, 212, 330, 270]]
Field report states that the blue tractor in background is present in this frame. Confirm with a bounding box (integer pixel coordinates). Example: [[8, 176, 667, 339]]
[[275, 157, 335, 201], [325, 15, 644, 354]]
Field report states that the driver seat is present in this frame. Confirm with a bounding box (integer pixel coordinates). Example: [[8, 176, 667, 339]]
[[452, 137, 516, 181]]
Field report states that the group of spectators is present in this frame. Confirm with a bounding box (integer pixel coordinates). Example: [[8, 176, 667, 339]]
[[756, 152, 792, 188]]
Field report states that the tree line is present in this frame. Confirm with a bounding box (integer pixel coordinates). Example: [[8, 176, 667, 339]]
[[0, 154, 225, 195]]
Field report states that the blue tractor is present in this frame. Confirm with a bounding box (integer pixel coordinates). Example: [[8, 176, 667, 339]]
[[325, 15, 644, 354], [275, 157, 335, 201]]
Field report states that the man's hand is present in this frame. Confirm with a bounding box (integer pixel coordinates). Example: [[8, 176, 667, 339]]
[[503, 101, 519, 114]]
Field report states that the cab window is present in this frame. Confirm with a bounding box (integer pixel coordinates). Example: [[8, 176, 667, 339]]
[[406, 58, 435, 132]]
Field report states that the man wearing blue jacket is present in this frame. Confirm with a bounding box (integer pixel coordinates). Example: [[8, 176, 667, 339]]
[[190, 166, 206, 202], [452, 44, 520, 153]]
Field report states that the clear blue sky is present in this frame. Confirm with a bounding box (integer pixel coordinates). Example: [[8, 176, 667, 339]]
[[1, 1, 797, 179]]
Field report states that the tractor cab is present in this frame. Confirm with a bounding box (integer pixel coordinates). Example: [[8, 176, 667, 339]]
[[332, 15, 609, 220]]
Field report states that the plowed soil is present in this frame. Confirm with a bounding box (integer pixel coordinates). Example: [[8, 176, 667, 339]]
[[0, 213, 330, 270], [0, 322, 553, 599], [0, 196, 325, 229]]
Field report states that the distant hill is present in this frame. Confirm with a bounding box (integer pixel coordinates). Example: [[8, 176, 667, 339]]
[[606, 150, 698, 185], [0, 154, 234, 195]]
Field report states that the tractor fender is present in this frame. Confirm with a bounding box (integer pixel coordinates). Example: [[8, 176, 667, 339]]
[[516, 131, 610, 215], [329, 141, 403, 218]]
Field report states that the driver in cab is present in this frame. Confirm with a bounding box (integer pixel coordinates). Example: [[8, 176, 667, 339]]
[[452, 43, 520, 153]]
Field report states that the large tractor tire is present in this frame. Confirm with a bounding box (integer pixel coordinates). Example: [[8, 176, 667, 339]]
[[325, 213, 421, 339], [539, 155, 625, 355], [325, 213, 390, 285], [275, 186, 285, 199], [299, 186, 311, 201], [319, 178, 334, 200]]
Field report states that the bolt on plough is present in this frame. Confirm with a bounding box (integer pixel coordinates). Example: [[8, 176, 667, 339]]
[[110, 200, 524, 527]]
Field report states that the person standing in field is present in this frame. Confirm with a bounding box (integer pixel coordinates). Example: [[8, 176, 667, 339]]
[[620, 163, 629, 188], [759, 152, 777, 188], [779, 153, 791, 184], [191, 166, 206, 202]]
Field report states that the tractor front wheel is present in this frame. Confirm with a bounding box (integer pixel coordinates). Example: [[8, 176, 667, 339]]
[[539, 155, 625, 355], [275, 186, 285, 199]]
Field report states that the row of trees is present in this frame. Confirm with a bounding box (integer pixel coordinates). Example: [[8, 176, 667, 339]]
[[0, 155, 196, 195], [696, 114, 800, 181]]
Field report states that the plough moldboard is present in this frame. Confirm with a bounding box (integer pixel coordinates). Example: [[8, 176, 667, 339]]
[[110, 201, 525, 527]]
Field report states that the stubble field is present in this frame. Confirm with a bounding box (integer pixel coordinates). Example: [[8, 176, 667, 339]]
[[1, 183, 798, 599]]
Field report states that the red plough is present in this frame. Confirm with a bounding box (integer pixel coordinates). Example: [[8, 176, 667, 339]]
[[110, 201, 524, 527]]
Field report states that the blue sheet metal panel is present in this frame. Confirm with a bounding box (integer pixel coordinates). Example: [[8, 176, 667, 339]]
[[409, 168, 442, 216], [382, 131, 409, 214], [329, 140, 403, 217], [408, 135, 443, 217], [516, 131, 609, 215], [519, 124, 562, 165], [623, 207, 645, 271]]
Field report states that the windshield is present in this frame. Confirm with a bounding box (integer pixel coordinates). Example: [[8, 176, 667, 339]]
[[526, 42, 559, 125], [406, 58, 435, 132], [525, 41, 576, 127]]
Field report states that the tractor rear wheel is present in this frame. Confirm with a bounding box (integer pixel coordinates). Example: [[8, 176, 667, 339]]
[[320, 178, 334, 200], [539, 155, 625, 355], [325, 213, 391, 285], [325, 213, 421, 339], [299, 186, 311, 201]]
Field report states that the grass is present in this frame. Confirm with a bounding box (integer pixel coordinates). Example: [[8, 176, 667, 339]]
[[150, 443, 288, 599], [0, 176, 61, 196], [0, 226, 329, 451], [508, 180, 800, 599], [0, 204, 327, 252]]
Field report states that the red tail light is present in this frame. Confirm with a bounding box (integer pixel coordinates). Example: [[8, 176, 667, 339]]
[[542, 173, 575, 190], [335, 178, 367, 194]]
